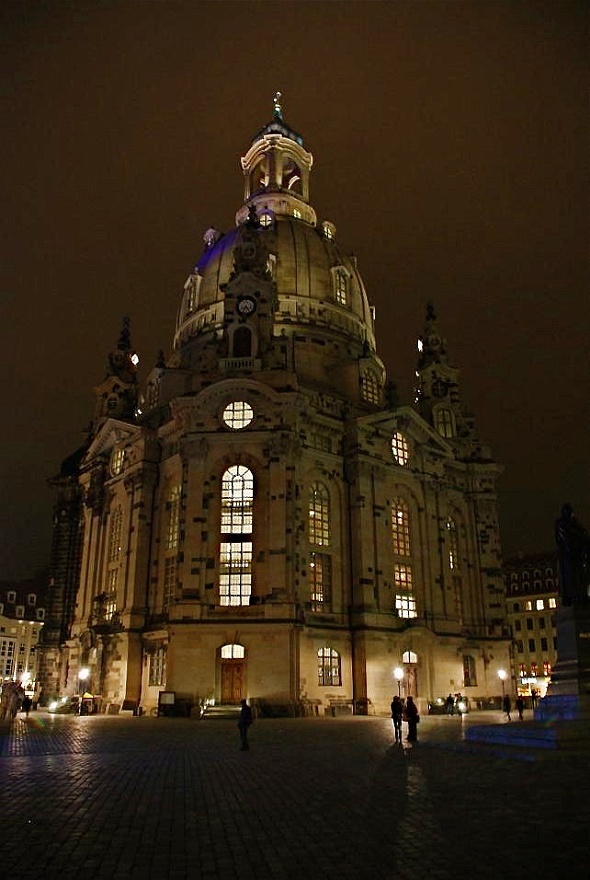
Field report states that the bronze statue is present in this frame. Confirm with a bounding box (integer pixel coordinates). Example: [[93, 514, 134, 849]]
[[555, 503, 590, 605]]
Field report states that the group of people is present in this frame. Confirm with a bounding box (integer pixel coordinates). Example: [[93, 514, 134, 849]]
[[0, 681, 31, 720], [390, 694, 419, 743]]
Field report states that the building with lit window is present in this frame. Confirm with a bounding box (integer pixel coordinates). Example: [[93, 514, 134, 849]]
[[42, 99, 510, 716], [0, 575, 46, 701], [504, 552, 559, 700]]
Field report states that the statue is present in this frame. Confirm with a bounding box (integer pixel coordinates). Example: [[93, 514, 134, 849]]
[[555, 503, 590, 605]]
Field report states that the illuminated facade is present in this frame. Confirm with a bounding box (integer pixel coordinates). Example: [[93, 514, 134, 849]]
[[504, 552, 559, 699], [44, 99, 510, 715], [0, 577, 46, 699]]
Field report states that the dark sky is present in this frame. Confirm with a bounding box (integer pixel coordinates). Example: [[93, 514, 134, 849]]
[[1, 0, 588, 581]]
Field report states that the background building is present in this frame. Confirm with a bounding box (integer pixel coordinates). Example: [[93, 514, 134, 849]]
[[0, 573, 46, 701], [504, 551, 559, 701], [41, 103, 511, 716]]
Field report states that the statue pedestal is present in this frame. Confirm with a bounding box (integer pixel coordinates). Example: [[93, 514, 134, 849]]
[[535, 604, 590, 722]]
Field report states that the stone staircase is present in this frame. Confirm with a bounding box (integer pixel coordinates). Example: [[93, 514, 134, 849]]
[[202, 703, 241, 720]]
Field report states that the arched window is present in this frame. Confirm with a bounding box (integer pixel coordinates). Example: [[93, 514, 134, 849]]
[[333, 268, 348, 306], [309, 482, 331, 611], [221, 643, 245, 659], [463, 655, 477, 687], [394, 564, 417, 618], [392, 500, 410, 557], [446, 518, 458, 571], [402, 651, 418, 664], [317, 647, 341, 686], [166, 486, 181, 550], [219, 466, 254, 606]]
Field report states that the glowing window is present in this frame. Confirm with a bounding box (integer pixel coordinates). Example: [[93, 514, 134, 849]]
[[391, 432, 409, 466], [435, 407, 455, 438], [393, 563, 412, 590], [402, 651, 418, 664], [110, 447, 125, 476], [309, 483, 330, 546], [317, 647, 341, 686], [221, 643, 245, 659], [536, 599, 545, 611], [525, 600, 533, 611], [221, 466, 253, 534], [219, 541, 252, 606], [166, 486, 181, 550], [106, 568, 118, 597], [548, 597, 557, 609], [543, 661, 552, 676], [223, 401, 254, 430], [108, 506, 123, 563], [259, 212, 273, 228], [293, 209, 302, 219], [395, 593, 417, 619], [334, 269, 348, 306], [310, 551, 332, 611], [392, 500, 411, 557], [530, 661, 538, 675]]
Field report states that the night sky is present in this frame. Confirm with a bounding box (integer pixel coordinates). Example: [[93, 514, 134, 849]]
[[1, 1, 588, 581]]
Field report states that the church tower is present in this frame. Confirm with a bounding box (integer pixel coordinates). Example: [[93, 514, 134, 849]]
[[47, 99, 510, 716]]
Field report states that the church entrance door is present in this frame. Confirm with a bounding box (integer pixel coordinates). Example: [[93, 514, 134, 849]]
[[221, 659, 245, 704]]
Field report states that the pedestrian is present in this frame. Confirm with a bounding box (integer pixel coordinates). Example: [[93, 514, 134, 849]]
[[404, 695, 419, 742], [21, 695, 32, 718], [445, 693, 454, 715], [503, 694, 512, 721], [390, 695, 403, 742], [530, 688, 538, 710], [516, 695, 525, 721], [238, 699, 253, 750]]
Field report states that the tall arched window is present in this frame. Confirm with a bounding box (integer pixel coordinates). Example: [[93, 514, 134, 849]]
[[220, 466, 253, 606], [309, 482, 332, 611], [232, 326, 252, 358], [317, 647, 341, 686], [391, 500, 410, 557], [333, 268, 348, 306], [435, 407, 455, 438], [446, 518, 458, 571], [108, 506, 123, 563], [166, 486, 181, 550]]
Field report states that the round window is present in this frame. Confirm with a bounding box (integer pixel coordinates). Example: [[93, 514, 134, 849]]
[[222, 401, 254, 430]]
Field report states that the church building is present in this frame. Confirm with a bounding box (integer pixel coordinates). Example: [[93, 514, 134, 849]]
[[40, 98, 510, 716]]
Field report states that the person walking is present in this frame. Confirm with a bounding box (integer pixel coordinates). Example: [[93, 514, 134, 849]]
[[238, 699, 253, 750], [445, 693, 454, 715], [516, 694, 525, 721], [390, 695, 403, 743], [503, 694, 512, 721], [405, 695, 419, 742]]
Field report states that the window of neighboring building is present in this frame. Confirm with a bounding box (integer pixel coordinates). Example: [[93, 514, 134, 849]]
[[514, 619, 522, 632], [219, 465, 254, 606], [310, 552, 332, 612], [526, 618, 533, 630], [536, 599, 545, 610], [15, 605, 24, 618], [530, 662, 538, 676], [7, 591, 16, 603], [0, 638, 15, 677], [463, 654, 477, 687], [513, 602, 519, 612], [528, 639, 536, 652], [541, 637, 548, 651], [539, 617, 546, 629], [36, 608, 45, 620], [543, 661, 552, 676], [525, 600, 533, 611], [27, 594, 36, 606], [548, 597, 557, 609], [391, 432, 409, 466], [317, 647, 341, 686], [391, 500, 411, 557], [516, 640, 524, 653]]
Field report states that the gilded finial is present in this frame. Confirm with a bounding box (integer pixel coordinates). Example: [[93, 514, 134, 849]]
[[273, 91, 283, 119]]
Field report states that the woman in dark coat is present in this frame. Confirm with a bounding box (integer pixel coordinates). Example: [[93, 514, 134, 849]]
[[390, 695, 403, 743], [405, 695, 419, 742]]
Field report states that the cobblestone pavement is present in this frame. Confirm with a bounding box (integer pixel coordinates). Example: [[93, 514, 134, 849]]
[[1, 711, 589, 880]]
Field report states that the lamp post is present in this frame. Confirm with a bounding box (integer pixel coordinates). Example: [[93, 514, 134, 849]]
[[498, 669, 507, 699], [394, 666, 404, 697]]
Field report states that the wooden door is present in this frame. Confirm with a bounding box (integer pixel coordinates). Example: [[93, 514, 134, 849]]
[[221, 659, 245, 704]]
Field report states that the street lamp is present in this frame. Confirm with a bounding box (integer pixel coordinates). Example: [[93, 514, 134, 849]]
[[394, 666, 404, 697], [498, 669, 507, 698]]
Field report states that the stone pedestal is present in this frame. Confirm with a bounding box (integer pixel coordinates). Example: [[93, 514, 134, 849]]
[[535, 604, 590, 722]]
